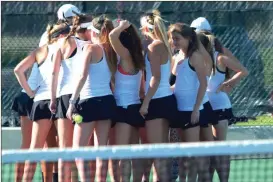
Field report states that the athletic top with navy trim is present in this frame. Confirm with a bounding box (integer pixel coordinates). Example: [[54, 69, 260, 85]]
[[174, 57, 204, 111], [34, 44, 56, 102], [207, 51, 232, 110], [114, 59, 142, 107], [145, 54, 173, 99], [80, 44, 112, 100], [58, 37, 90, 97], [21, 63, 40, 94]]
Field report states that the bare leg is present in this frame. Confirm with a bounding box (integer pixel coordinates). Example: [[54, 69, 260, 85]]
[[15, 116, 32, 182], [23, 119, 52, 182], [56, 118, 74, 182], [212, 120, 230, 182], [95, 120, 111, 182], [146, 119, 170, 182], [73, 122, 95, 182]]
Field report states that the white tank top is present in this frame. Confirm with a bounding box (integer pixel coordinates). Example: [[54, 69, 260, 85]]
[[207, 51, 231, 110], [174, 57, 203, 111], [34, 45, 56, 102], [58, 37, 89, 97], [23, 23, 47, 93], [145, 54, 172, 99], [80, 44, 112, 100], [21, 63, 39, 93], [114, 60, 142, 107]]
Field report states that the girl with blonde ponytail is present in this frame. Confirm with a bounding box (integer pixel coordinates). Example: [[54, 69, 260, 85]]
[[49, 13, 93, 182], [14, 22, 70, 182], [139, 9, 178, 181]]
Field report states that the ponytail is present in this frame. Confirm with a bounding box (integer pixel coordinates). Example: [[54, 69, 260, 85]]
[[92, 15, 118, 76], [200, 30, 230, 79], [47, 23, 70, 44], [46, 23, 54, 44], [152, 10, 173, 60], [206, 35, 216, 75], [142, 10, 173, 61], [66, 16, 80, 40], [197, 33, 216, 75], [66, 14, 93, 40]]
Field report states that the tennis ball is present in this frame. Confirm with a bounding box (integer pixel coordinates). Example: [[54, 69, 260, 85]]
[[73, 114, 83, 124]]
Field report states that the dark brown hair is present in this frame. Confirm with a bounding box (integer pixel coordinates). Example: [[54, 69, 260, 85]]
[[92, 15, 118, 75], [119, 24, 145, 70], [198, 30, 223, 53], [198, 30, 230, 79], [168, 23, 199, 58], [197, 32, 216, 75]]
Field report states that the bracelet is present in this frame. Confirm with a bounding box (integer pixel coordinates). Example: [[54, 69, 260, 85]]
[[69, 99, 77, 105]]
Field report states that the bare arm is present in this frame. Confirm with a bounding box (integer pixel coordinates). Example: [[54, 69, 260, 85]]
[[223, 47, 240, 63], [198, 40, 213, 67], [171, 55, 179, 76], [139, 70, 146, 100], [50, 48, 62, 101], [14, 50, 37, 98], [170, 55, 178, 89], [219, 54, 248, 87], [109, 21, 131, 61], [142, 43, 162, 105], [69, 45, 92, 102], [191, 52, 208, 112]]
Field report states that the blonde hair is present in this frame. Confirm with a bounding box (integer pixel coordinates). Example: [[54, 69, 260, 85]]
[[47, 23, 70, 44], [142, 10, 173, 61]]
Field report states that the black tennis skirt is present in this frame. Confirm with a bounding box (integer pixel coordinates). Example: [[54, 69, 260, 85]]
[[145, 94, 178, 122], [202, 101, 219, 126], [56, 94, 79, 119], [213, 108, 234, 122], [76, 95, 116, 123], [113, 103, 145, 127], [30, 99, 56, 121], [11, 92, 33, 118]]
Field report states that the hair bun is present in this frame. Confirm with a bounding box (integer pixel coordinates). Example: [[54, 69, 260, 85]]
[[152, 9, 161, 17]]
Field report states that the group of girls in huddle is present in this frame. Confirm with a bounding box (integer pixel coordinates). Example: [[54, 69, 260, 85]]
[[13, 4, 248, 182]]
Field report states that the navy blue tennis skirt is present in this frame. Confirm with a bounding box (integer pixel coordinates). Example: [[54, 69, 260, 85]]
[[202, 101, 218, 127], [30, 99, 56, 121], [56, 94, 80, 119], [113, 103, 145, 127], [76, 95, 116, 123], [11, 92, 33, 118], [213, 108, 234, 122], [170, 109, 207, 130], [145, 94, 178, 122]]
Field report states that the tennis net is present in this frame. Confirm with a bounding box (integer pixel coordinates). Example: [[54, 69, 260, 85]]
[[2, 140, 273, 182]]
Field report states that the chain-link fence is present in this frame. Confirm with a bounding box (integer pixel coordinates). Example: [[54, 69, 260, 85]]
[[2, 2, 273, 125]]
